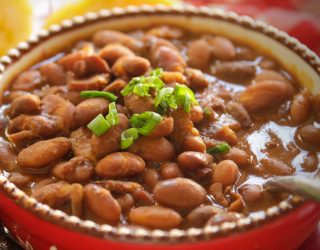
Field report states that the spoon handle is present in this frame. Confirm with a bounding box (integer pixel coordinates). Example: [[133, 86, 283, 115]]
[[264, 176, 320, 202]]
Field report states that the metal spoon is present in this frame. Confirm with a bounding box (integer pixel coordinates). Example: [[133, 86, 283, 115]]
[[264, 176, 320, 202]]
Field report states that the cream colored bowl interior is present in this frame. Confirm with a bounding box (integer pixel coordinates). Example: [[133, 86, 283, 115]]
[[1, 8, 320, 95]]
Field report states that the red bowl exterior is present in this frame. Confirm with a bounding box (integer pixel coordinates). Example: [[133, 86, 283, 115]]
[[1, 191, 320, 250]]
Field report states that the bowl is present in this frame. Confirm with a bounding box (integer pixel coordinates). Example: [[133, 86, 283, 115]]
[[0, 5, 320, 250]]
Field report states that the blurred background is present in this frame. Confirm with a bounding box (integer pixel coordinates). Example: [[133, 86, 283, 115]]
[[0, 0, 319, 56]]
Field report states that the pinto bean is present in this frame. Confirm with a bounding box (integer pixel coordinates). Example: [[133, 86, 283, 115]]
[[58, 50, 92, 71], [213, 126, 238, 145], [113, 56, 150, 78], [226, 101, 252, 128], [8, 172, 30, 188], [17, 137, 71, 169], [73, 55, 110, 77], [98, 44, 134, 65], [32, 182, 72, 208], [213, 160, 240, 187], [206, 212, 242, 226], [129, 206, 181, 229], [186, 205, 224, 227], [52, 156, 94, 183], [153, 177, 207, 209], [67, 73, 110, 91], [290, 90, 312, 124], [12, 71, 42, 91], [254, 70, 287, 83], [240, 80, 295, 113], [187, 39, 211, 69], [207, 36, 236, 61], [116, 194, 135, 212], [301, 153, 318, 172], [190, 105, 204, 124], [147, 26, 184, 39], [70, 127, 94, 159], [97, 180, 142, 194], [236, 46, 256, 61], [96, 152, 145, 178], [2, 91, 28, 104], [133, 189, 155, 206], [161, 71, 186, 85], [208, 183, 228, 207], [70, 183, 83, 217], [182, 135, 206, 153], [128, 137, 175, 162], [213, 61, 255, 81], [297, 125, 320, 146], [84, 184, 121, 222], [8, 114, 64, 138], [91, 113, 130, 159], [153, 45, 186, 73], [178, 151, 214, 171], [238, 184, 263, 203], [74, 98, 109, 126], [260, 158, 294, 176], [42, 95, 75, 129], [103, 79, 126, 95], [222, 148, 250, 168], [149, 116, 173, 137], [92, 30, 142, 51], [185, 68, 209, 89], [124, 93, 154, 114], [143, 169, 160, 189], [40, 63, 67, 86], [160, 163, 183, 179], [8, 94, 40, 117]]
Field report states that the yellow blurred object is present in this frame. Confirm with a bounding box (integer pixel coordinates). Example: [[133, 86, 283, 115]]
[[0, 0, 32, 56], [45, 0, 181, 27]]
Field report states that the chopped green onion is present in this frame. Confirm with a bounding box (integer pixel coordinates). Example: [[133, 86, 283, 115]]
[[121, 128, 139, 149], [130, 111, 162, 135], [105, 102, 119, 126], [87, 114, 111, 136], [154, 87, 177, 113], [203, 107, 212, 115], [150, 68, 163, 77], [121, 69, 164, 97], [80, 91, 117, 102], [174, 84, 198, 113], [207, 142, 230, 155]]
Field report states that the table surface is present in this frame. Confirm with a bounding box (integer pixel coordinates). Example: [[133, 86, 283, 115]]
[[0, 222, 319, 250]]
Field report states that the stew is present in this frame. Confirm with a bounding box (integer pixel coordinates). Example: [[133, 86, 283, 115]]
[[0, 26, 319, 230]]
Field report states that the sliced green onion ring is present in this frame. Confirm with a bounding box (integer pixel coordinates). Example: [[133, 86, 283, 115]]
[[105, 102, 119, 126], [154, 87, 177, 113], [130, 111, 162, 136], [87, 114, 111, 136], [80, 91, 117, 102], [121, 128, 139, 149], [174, 84, 198, 113], [207, 142, 230, 155]]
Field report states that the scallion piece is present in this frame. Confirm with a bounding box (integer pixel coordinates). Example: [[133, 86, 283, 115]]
[[87, 114, 111, 136], [80, 91, 117, 102], [130, 111, 162, 136], [105, 102, 119, 126], [154, 87, 177, 113], [207, 142, 230, 155], [121, 128, 139, 149], [174, 84, 198, 113], [203, 107, 212, 115]]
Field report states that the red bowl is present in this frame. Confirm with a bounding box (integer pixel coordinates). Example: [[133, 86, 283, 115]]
[[0, 5, 320, 250]]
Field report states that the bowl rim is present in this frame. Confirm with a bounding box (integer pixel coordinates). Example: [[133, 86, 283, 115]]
[[0, 4, 318, 244]]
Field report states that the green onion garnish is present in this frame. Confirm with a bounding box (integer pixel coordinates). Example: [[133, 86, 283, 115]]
[[87, 114, 111, 136], [154, 87, 177, 114], [87, 102, 119, 136], [174, 84, 198, 113], [80, 91, 117, 102], [105, 102, 119, 126], [121, 68, 164, 97], [207, 142, 231, 155], [121, 128, 139, 149], [130, 111, 162, 136]]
